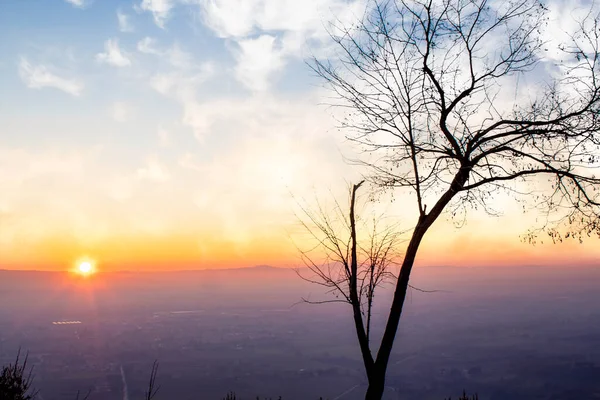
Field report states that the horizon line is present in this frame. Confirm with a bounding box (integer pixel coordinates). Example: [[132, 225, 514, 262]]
[[1, 263, 598, 274]]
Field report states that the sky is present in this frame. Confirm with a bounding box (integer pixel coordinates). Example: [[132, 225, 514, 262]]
[[1, 0, 599, 271]]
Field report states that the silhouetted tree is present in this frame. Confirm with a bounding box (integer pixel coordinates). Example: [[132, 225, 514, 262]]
[[310, 0, 600, 398], [296, 181, 404, 377], [0, 350, 37, 400]]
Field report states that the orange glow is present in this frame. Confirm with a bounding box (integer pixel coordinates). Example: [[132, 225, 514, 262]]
[[1, 231, 297, 271], [2, 222, 599, 272]]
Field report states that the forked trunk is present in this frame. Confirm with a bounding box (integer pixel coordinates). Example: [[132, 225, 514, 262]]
[[362, 167, 470, 400], [363, 223, 426, 400], [365, 367, 386, 400]]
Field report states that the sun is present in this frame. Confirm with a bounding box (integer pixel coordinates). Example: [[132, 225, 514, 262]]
[[74, 259, 96, 276], [78, 262, 93, 274]]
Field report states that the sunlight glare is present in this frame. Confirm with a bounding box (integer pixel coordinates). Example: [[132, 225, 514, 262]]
[[75, 259, 96, 276]]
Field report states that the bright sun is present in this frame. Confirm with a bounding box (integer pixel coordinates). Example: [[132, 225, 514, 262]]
[[76, 260, 96, 276]]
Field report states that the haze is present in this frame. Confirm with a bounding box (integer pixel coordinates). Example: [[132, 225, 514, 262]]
[[1, 266, 599, 399]]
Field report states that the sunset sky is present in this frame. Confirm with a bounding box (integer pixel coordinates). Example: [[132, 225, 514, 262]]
[[1, 0, 599, 271]]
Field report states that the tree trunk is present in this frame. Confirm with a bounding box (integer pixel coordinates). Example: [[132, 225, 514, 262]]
[[363, 222, 428, 400], [349, 181, 375, 375], [364, 167, 471, 400], [365, 367, 386, 400]]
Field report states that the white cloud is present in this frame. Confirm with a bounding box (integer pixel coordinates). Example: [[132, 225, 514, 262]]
[[96, 39, 132, 67], [541, 0, 595, 62], [18, 58, 84, 96], [150, 73, 177, 95], [137, 38, 196, 69], [167, 43, 194, 69], [234, 35, 285, 91], [64, 0, 86, 8], [198, 0, 365, 40], [200, 0, 257, 37], [135, 0, 365, 94], [179, 93, 338, 144], [181, 100, 213, 140], [149, 47, 215, 100], [136, 158, 170, 182], [111, 101, 135, 122], [117, 10, 134, 32], [137, 37, 161, 55], [193, 0, 366, 92], [139, 0, 174, 28]]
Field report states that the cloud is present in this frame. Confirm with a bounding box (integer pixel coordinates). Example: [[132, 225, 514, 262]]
[[140, 39, 215, 99], [18, 58, 84, 96], [541, 0, 595, 62], [111, 101, 135, 122], [117, 10, 134, 32], [149, 68, 216, 99], [193, 0, 366, 92], [171, 94, 356, 239], [178, 92, 340, 145], [150, 73, 177, 95], [166, 43, 195, 69], [137, 38, 196, 69], [136, 158, 170, 182], [234, 35, 285, 91], [96, 39, 131, 67], [200, 0, 257, 37], [64, 0, 87, 8], [137, 37, 161, 55], [198, 0, 365, 39], [135, 0, 365, 93], [139, 0, 174, 28]]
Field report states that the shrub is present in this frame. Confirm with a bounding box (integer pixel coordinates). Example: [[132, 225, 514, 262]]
[[0, 350, 37, 400], [445, 390, 479, 400]]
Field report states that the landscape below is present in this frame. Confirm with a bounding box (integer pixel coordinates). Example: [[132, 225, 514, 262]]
[[0, 265, 599, 400]]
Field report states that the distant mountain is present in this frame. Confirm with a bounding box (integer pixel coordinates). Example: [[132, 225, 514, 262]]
[[248, 264, 279, 270]]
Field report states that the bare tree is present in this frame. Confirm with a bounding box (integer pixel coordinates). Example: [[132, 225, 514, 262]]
[[296, 181, 404, 387], [309, 0, 600, 398]]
